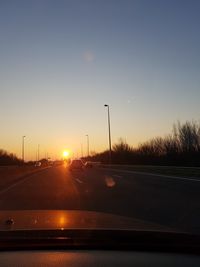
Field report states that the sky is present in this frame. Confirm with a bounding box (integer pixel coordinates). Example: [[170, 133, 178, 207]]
[[0, 0, 200, 160]]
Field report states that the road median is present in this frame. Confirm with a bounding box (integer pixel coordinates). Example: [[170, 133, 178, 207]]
[[99, 164, 200, 179]]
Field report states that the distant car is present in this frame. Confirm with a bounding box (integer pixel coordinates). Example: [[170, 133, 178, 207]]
[[69, 159, 84, 171], [35, 161, 41, 167], [85, 161, 93, 168]]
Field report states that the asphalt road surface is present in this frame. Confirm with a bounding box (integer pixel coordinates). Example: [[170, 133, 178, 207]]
[[0, 164, 200, 233]]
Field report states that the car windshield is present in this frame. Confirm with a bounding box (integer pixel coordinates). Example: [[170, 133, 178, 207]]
[[1, 0, 200, 238], [71, 160, 82, 165], [70, 159, 83, 166]]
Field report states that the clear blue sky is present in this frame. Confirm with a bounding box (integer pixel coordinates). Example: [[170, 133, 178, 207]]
[[0, 0, 200, 160]]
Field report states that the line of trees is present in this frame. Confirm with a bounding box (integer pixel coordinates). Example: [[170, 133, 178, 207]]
[[1, 120, 200, 166], [89, 121, 200, 166], [0, 149, 23, 166]]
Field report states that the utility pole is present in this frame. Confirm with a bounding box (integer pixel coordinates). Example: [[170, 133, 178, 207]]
[[37, 144, 40, 161], [22, 136, 26, 163], [86, 135, 89, 157], [81, 143, 83, 158], [104, 104, 112, 164]]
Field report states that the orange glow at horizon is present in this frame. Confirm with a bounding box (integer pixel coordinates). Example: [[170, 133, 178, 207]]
[[63, 150, 70, 158]]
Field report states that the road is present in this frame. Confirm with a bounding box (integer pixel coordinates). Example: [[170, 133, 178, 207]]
[[0, 165, 200, 233]]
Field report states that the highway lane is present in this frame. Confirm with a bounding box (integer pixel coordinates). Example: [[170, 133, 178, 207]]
[[0, 165, 200, 233]]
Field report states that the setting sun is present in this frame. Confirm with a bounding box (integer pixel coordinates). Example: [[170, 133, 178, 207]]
[[63, 150, 70, 158]]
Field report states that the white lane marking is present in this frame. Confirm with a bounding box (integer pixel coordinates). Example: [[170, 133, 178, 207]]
[[0, 179, 30, 195], [100, 168, 200, 183], [75, 178, 83, 184], [0, 167, 51, 195]]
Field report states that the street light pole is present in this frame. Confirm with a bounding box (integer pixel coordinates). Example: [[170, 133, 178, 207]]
[[104, 104, 112, 164], [22, 136, 26, 163], [37, 144, 40, 162], [81, 143, 83, 158], [86, 135, 89, 157]]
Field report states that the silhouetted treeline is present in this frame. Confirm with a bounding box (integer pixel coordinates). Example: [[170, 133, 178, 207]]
[[89, 121, 200, 166], [0, 149, 23, 166]]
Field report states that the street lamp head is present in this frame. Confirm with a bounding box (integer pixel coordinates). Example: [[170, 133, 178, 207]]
[[104, 104, 108, 107]]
